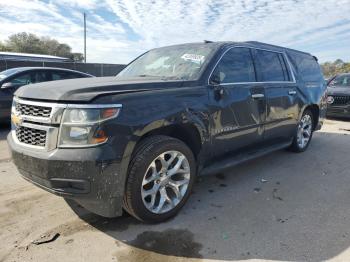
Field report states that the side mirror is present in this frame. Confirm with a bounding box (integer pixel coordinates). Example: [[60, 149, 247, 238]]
[[209, 74, 221, 86], [1, 82, 15, 89], [209, 74, 224, 100]]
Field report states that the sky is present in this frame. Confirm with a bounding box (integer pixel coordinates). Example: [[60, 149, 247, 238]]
[[0, 0, 349, 64]]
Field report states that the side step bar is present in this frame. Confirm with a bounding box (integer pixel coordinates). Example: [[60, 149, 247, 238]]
[[200, 140, 292, 176]]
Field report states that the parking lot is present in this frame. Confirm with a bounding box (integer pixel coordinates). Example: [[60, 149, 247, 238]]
[[0, 119, 350, 262]]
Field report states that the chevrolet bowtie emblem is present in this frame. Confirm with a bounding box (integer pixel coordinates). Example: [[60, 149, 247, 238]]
[[11, 113, 23, 127]]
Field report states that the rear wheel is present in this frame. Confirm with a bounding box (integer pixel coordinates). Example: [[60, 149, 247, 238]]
[[123, 135, 196, 223], [289, 109, 314, 152]]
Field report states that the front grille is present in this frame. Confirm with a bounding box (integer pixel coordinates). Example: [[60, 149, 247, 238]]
[[15, 103, 52, 117], [332, 96, 350, 105], [16, 126, 47, 147]]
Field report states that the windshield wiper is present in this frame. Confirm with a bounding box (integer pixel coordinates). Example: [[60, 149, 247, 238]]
[[137, 74, 159, 77]]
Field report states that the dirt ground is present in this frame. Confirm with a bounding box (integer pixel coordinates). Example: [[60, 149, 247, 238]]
[[1, 118, 350, 262]]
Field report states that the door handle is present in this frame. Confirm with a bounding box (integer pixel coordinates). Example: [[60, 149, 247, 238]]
[[251, 93, 265, 99], [288, 90, 297, 95]]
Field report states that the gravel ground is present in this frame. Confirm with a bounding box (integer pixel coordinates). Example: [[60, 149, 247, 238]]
[[0, 119, 350, 262]]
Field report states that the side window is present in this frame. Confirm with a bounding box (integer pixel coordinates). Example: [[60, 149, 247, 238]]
[[51, 71, 73, 80], [9, 73, 34, 85], [51, 71, 65, 81], [211, 47, 256, 84], [298, 57, 323, 82], [33, 71, 48, 83], [65, 73, 84, 79], [51, 71, 83, 80], [255, 50, 289, 82]]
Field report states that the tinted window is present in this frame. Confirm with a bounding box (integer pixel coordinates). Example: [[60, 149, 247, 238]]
[[33, 71, 47, 82], [9, 73, 34, 85], [298, 57, 323, 82], [51, 71, 83, 81], [255, 50, 289, 81], [329, 74, 350, 87], [211, 47, 256, 83]]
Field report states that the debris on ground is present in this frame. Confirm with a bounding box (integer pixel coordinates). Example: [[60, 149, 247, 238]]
[[277, 218, 287, 223], [261, 178, 268, 183], [210, 203, 223, 208], [65, 239, 74, 244], [253, 187, 261, 193], [32, 233, 60, 245], [272, 188, 283, 201]]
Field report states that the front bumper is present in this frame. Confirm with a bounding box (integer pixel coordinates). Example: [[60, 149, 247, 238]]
[[8, 133, 125, 217], [327, 105, 350, 119]]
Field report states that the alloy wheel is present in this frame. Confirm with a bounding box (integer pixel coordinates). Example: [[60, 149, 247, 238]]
[[297, 114, 313, 149], [141, 150, 191, 214]]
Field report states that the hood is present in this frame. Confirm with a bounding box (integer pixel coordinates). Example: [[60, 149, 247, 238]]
[[15, 76, 185, 102], [327, 86, 350, 96]]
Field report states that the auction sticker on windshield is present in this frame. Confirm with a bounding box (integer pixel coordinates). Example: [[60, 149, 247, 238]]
[[181, 54, 205, 64]]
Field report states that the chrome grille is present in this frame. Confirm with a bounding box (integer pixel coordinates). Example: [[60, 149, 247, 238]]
[[333, 96, 350, 105], [16, 126, 47, 147], [15, 103, 52, 117]]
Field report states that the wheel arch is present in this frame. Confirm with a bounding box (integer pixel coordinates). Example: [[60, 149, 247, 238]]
[[302, 104, 319, 130], [135, 123, 203, 160]]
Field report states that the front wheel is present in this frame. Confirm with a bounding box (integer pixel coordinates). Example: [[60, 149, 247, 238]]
[[123, 135, 196, 223], [289, 109, 314, 152]]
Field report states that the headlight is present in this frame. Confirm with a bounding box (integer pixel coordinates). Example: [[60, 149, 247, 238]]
[[58, 105, 121, 147]]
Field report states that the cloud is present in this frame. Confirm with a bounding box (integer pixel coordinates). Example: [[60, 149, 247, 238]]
[[0, 0, 349, 63]]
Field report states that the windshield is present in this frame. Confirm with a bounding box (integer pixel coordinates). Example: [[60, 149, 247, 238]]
[[0, 68, 25, 80], [117, 45, 214, 81], [329, 74, 350, 87]]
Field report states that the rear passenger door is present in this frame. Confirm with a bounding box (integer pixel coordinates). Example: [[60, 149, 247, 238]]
[[208, 47, 266, 157], [253, 49, 299, 143]]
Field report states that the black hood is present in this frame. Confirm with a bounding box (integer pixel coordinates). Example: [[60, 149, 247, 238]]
[[15, 76, 185, 102], [327, 86, 350, 96]]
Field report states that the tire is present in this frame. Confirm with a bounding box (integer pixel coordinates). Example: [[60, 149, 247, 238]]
[[123, 135, 196, 223], [289, 109, 314, 153]]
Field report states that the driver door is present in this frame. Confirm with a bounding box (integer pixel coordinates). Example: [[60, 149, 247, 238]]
[[208, 47, 266, 158]]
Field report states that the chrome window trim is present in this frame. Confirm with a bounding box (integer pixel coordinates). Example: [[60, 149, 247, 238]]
[[207, 45, 297, 86]]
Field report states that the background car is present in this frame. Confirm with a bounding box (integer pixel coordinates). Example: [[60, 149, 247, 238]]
[[326, 73, 350, 119], [0, 67, 94, 122]]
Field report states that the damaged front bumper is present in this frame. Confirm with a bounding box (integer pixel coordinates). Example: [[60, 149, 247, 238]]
[[7, 133, 124, 217]]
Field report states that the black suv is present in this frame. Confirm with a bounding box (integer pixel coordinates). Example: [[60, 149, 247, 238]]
[[8, 42, 326, 222]]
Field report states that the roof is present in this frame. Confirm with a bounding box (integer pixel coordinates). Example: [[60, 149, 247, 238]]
[[0, 51, 70, 61], [152, 41, 312, 57]]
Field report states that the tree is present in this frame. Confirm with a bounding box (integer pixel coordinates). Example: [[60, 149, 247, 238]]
[[70, 53, 84, 62], [321, 60, 350, 78], [0, 41, 7, 51], [1, 32, 84, 62], [6, 33, 42, 53]]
